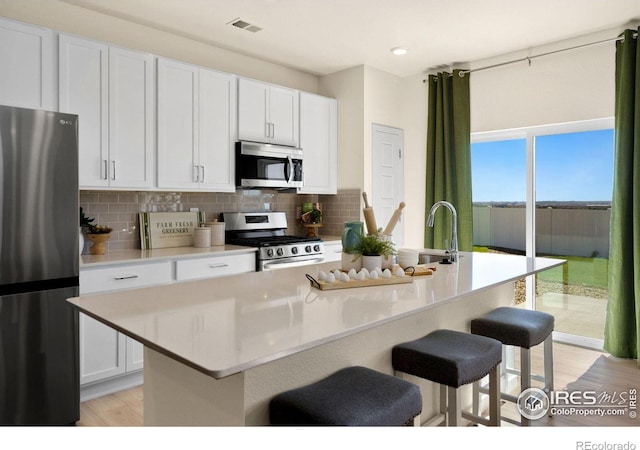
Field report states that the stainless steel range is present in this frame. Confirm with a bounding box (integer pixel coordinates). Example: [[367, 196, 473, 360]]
[[223, 212, 324, 271]]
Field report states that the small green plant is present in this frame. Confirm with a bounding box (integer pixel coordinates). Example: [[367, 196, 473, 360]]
[[351, 233, 396, 259], [80, 207, 95, 228]]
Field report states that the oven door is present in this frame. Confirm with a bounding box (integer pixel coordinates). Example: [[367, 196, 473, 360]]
[[236, 142, 303, 189], [260, 255, 325, 271]]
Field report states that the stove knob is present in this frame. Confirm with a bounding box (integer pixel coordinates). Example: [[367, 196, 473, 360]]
[[305, 245, 312, 253], [291, 246, 298, 255], [277, 248, 284, 256], [313, 244, 320, 252], [267, 248, 274, 258]]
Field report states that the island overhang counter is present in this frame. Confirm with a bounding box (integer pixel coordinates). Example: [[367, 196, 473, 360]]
[[68, 251, 564, 426]]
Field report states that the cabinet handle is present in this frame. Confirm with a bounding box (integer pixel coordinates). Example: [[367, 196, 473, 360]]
[[209, 263, 229, 269], [114, 275, 139, 280], [103, 160, 108, 180], [111, 161, 116, 180], [270, 123, 275, 138], [265, 122, 270, 138], [194, 165, 200, 182], [200, 165, 205, 183]]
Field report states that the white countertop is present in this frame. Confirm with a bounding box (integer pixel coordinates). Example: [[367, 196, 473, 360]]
[[68, 252, 564, 379], [80, 245, 258, 268]]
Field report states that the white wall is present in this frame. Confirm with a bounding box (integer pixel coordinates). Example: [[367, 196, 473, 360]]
[[0, 0, 318, 92], [319, 66, 365, 190]]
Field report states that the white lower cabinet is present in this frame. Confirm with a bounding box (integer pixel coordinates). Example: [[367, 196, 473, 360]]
[[79, 261, 172, 399], [175, 253, 255, 281]]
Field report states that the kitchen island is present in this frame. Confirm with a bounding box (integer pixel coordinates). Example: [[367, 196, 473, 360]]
[[68, 251, 564, 426]]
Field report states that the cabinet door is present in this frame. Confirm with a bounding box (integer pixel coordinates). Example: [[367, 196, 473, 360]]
[[108, 47, 154, 189], [0, 18, 54, 110], [59, 35, 109, 188], [79, 313, 126, 385], [298, 93, 337, 194], [126, 338, 144, 372], [238, 78, 269, 143], [198, 69, 236, 192], [269, 85, 299, 147], [157, 58, 199, 189]]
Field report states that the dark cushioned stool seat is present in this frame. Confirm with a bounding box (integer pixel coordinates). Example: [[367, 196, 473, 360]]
[[269, 366, 422, 426], [392, 329, 502, 388], [470, 307, 554, 349]]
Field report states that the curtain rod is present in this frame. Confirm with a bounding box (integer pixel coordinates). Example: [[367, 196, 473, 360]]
[[422, 32, 638, 82]]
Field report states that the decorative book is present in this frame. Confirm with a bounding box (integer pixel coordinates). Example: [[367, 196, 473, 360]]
[[139, 212, 205, 250]]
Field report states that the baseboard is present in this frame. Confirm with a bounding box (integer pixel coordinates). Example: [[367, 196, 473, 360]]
[[80, 370, 143, 402]]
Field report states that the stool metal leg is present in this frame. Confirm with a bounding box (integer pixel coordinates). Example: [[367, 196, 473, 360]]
[[472, 380, 480, 416], [520, 347, 531, 426], [544, 334, 554, 393], [440, 384, 448, 426], [447, 386, 462, 426], [488, 363, 501, 426]]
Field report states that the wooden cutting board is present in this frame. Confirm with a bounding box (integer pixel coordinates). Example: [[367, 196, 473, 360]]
[[307, 273, 414, 290]]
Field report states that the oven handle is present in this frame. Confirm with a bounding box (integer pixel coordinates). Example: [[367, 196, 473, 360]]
[[262, 257, 325, 271]]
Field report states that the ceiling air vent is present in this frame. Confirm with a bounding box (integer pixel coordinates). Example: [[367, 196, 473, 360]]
[[228, 18, 262, 33]]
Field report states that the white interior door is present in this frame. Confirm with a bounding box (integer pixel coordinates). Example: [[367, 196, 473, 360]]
[[372, 124, 404, 246]]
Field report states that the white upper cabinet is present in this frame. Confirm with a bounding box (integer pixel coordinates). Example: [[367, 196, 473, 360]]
[[238, 77, 299, 147], [157, 58, 236, 192], [298, 92, 338, 194], [59, 34, 154, 189], [0, 17, 55, 110]]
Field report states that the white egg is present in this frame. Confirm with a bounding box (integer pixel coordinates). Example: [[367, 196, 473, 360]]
[[333, 269, 342, 277], [374, 267, 383, 276], [318, 270, 327, 281], [326, 272, 336, 283], [395, 268, 406, 277], [382, 268, 392, 278], [360, 268, 370, 277], [340, 272, 350, 282], [355, 271, 367, 280], [348, 268, 357, 279], [369, 270, 379, 280]]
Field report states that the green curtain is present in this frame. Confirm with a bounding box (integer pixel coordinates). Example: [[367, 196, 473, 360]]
[[424, 69, 473, 251], [604, 28, 640, 363]]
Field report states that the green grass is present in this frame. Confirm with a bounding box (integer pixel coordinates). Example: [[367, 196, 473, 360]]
[[473, 246, 608, 289]]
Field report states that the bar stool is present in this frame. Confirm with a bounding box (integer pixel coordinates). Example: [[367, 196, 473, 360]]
[[269, 366, 422, 426], [392, 329, 502, 426], [470, 307, 554, 426]]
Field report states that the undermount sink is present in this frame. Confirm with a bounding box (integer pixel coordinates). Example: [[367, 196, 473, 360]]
[[418, 249, 453, 264]]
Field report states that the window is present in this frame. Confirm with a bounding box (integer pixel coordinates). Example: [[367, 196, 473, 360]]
[[471, 119, 614, 349]]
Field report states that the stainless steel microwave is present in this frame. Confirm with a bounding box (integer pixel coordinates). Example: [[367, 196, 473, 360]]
[[235, 141, 303, 189]]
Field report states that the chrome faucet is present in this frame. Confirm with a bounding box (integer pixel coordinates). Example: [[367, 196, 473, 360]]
[[427, 200, 458, 262]]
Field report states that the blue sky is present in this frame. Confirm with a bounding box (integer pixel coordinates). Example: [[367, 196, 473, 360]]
[[471, 129, 614, 202]]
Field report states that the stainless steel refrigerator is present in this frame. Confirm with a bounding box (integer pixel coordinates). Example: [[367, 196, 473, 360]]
[[0, 104, 80, 425]]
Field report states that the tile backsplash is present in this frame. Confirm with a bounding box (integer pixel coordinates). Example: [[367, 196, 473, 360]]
[[80, 189, 361, 254]]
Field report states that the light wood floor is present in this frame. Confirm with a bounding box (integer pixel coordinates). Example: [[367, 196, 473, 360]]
[[77, 342, 638, 427]]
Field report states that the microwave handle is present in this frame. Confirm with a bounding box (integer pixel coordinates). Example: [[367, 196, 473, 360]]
[[286, 156, 293, 184]]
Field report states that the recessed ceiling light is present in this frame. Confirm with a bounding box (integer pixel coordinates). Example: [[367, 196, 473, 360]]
[[391, 47, 408, 56]]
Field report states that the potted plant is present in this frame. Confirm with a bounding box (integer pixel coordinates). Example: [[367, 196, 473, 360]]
[[79, 207, 95, 255], [351, 232, 396, 271], [85, 223, 113, 255]]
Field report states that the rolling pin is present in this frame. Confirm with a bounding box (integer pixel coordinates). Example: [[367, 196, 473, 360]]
[[383, 201, 405, 236], [362, 192, 378, 235]]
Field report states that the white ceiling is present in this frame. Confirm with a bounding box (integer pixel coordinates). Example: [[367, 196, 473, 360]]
[[62, 0, 640, 77]]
